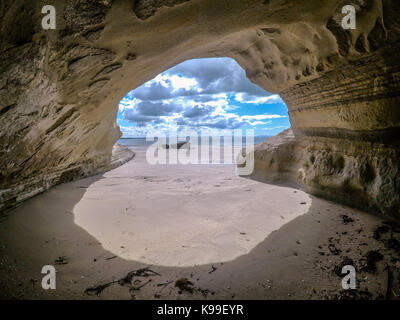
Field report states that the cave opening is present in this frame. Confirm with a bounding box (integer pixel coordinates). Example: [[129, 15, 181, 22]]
[[117, 57, 290, 139], [116, 57, 290, 164]]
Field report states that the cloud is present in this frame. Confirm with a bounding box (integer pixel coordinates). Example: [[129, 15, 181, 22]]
[[119, 57, 287, 133], [123, 111, 166, 127], [183, 104, 215, 118], [240, 114, 286, 120], [166, 58, 268, 97], [235, 93, 283, 104], [135, 101, 182, 116]]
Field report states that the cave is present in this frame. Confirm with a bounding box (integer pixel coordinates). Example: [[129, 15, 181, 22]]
[[1, 0, 400, 301]]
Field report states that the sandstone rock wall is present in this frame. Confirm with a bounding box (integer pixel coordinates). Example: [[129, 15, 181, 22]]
[[0, 0, 399, 217], [252, 129, 400, 218]]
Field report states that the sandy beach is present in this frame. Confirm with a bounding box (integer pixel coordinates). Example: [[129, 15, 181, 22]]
[[0, 145, 399, 300]]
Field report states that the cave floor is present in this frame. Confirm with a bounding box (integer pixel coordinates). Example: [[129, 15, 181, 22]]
[[0, 147, 399, 300]]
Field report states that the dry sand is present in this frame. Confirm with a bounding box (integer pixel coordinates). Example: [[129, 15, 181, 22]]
[[73, 147, 312, 267], [0, 146, 399, 300]]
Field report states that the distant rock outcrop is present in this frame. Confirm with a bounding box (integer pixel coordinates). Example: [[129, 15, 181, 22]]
[[161, 142, 190, 149], [0, 0, 399, 217]]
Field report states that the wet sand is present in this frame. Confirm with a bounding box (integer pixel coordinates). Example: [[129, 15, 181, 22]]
[[0, 146, 399, 300]]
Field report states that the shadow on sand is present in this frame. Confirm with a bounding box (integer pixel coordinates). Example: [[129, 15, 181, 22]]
[[0, 163, 388, 300]]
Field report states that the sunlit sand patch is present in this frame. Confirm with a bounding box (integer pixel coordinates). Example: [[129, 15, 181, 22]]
[[73, 150, 311, 267]]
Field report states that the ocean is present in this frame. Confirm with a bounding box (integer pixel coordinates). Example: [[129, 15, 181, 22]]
[[118, 135, 272, 148]]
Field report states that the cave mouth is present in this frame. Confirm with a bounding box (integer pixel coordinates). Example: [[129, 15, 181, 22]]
[[69, 58, 312, 268], [115, 57, 291, 173], [116, 57, 290, 142]]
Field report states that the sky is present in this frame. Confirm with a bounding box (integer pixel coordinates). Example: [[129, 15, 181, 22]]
[[117, 57, 290, 137]]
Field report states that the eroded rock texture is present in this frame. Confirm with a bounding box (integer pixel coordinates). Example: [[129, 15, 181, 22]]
[[0, 0, 399, 217]]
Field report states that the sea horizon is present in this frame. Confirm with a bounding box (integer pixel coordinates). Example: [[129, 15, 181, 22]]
[[118, 135, 273, 147]]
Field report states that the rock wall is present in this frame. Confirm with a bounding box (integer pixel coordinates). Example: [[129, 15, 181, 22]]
[[0, 0, 399, 216], [252, 129, 400, 218]]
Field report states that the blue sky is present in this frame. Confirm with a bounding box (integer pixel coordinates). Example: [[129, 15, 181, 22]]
[[117, 57, 290, 137]]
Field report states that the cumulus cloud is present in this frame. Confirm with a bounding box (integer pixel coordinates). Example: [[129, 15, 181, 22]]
[[135, 101, 182, 117], [240, 114, 285, 120], [183, 105, 215, 118], [119, 57, 286, 134], [235, 93, 283, 104]]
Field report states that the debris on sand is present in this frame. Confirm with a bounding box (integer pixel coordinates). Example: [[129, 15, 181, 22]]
[[385, 264, 393, 300], [118, 267, 160, 286], [382, 220, 400, 233], [333, 257, 354, 276], [385, 238, 400, 254], [373, 225, 390, 240], [54, 256, 68, 265], [328, 243, 341, 255], [209, 265, 217, 274], [373, 223, 400, 255], [197, 287, 215, 298], [362, 250, 383, 273], [85, 267, 161, 297], [340, 215, 354, 225], [85, 281, 115, 296], [173, 278, 214, 297], [130, 279, 152, 293], [175, 278, 194, 294], [157, 280, 173, 290], [334, 289, 373, 300]]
